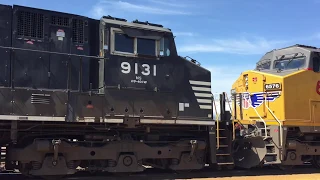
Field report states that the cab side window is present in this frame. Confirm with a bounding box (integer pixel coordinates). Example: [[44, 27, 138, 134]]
[[313, 57, 320, 72]]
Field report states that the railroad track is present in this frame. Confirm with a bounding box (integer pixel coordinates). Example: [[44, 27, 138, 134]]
[[0, 165, 319, 180]]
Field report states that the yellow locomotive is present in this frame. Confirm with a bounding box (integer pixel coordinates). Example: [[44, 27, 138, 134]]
[[230, 44, 320, 169]]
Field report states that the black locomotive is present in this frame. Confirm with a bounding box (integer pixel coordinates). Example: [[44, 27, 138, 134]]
[[0, 4, 230, 179]]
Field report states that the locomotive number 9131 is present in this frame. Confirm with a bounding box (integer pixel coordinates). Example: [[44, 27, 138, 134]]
[[121, 61, 157, 76]]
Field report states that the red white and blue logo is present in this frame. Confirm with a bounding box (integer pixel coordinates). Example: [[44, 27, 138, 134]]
[[236, 91, 281, 109]]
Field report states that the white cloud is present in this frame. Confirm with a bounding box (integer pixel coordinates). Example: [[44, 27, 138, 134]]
[[90, 0, 190, 18], [174, 32, 196, 37], [148, 0, 189, 8], [178, 36, 289, 55]]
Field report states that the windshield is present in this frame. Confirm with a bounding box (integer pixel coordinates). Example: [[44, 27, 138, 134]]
[[274, 57, 306, 70], [256, 61, 271, 70]]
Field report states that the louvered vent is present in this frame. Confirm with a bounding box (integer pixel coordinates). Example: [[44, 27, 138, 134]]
[[31, 94, 51, 105], [51, 16, 69, 26], [72, 19, 84, 44], [17, 11, 44, 38]]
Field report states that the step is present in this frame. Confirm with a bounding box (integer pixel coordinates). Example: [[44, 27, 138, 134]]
[[264, 161, 281, 165], [217, 145, 229, 147], [217, 162, 234, 165], [216, 154, 231, 156], [217, 136, 227, 139], [265, 144, 274, 146]]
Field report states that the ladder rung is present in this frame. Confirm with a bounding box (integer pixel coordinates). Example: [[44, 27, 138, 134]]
[[218, 145, 228, 147], [219, 129, 226, 131], [217, 162, 234, 165], [264, 162, 281, 165], [266, 153, 277, 155], [217, 154, 230, 156], [266, 144, 274, 146]]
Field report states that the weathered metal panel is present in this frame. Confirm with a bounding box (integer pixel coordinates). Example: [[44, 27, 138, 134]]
[[12, 88, 68, 117]]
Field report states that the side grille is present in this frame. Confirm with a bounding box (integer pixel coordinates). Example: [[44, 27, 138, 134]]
[[72, 19, 84, 44], [51, 16, 69, 26], [17, 11, 44, 38], [31, 94, 51, 105]]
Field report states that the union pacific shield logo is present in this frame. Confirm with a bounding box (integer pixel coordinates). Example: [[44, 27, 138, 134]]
[[236, 91, 281, 109]]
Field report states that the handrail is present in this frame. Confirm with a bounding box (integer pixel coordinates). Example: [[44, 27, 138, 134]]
[[244, 93, 268, 139], [212, 95, 220, 149], [264, 96, 283, 147], [216, 113, 221, 149], [0, 45, 108, 60], [224, 93, 233, 114], [224, 93, 235, 140]]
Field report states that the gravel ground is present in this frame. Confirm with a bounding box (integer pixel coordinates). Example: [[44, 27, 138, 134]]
[[190, 174, 320, 180], [1, 165, 320, 180]]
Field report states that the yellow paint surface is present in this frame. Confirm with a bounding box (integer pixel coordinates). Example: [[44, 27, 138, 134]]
[[231, 69, 320, 127]]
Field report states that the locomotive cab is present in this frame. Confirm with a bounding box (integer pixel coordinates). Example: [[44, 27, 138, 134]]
[[89, 16, 213, 125], [98, 16, 178, 93]]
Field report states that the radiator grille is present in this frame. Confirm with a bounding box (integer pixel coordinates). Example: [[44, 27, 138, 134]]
[[51, 16, 69, 26], [17, 11, 44, 38], [72, 19, 84, 44]]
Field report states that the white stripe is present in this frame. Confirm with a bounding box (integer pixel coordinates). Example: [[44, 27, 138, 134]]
[[194, 93, 212, 98], [200, 105, 212, 109], [197, 99, 212, 104], [140, 119, 176, 124], [176, 120, 215, 125], [104, 119, 124, 123], [0, 115, 65, 121], [192, 86, 211, 92], [78, 117, 124, 123], [189, 80, 211, 86]]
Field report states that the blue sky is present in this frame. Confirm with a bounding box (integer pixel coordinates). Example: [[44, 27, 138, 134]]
[[2, 0, 320, 94]]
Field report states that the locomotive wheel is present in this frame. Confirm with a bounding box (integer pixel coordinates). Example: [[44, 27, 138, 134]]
[[312, 155, 320, 168]]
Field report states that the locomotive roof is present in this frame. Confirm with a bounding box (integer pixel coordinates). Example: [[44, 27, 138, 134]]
[[256, 44, 320, 66], [101, 16, 172, 33]]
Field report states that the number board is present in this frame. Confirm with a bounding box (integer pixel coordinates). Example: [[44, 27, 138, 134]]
[[118, 61, 158, 88], [264, 83, 281, 91]]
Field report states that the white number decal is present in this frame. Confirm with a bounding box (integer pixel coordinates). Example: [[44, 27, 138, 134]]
[[141, 64, 150, 76], [265, 83, 281, 90], [121, 62, 156, 76], [135, 63, 138, 74], [121, 62, 130, 74]]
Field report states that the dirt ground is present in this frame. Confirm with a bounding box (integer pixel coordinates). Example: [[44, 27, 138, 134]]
[[190, 174, 320, 180]]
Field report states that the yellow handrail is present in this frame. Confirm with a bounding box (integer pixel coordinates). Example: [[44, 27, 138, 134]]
[[264, 96, 283, 147], [224, 93, 235, 140], [244, 94, 268, 139], [216, 113, 220, 149], [212, 94, 220, 149]]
